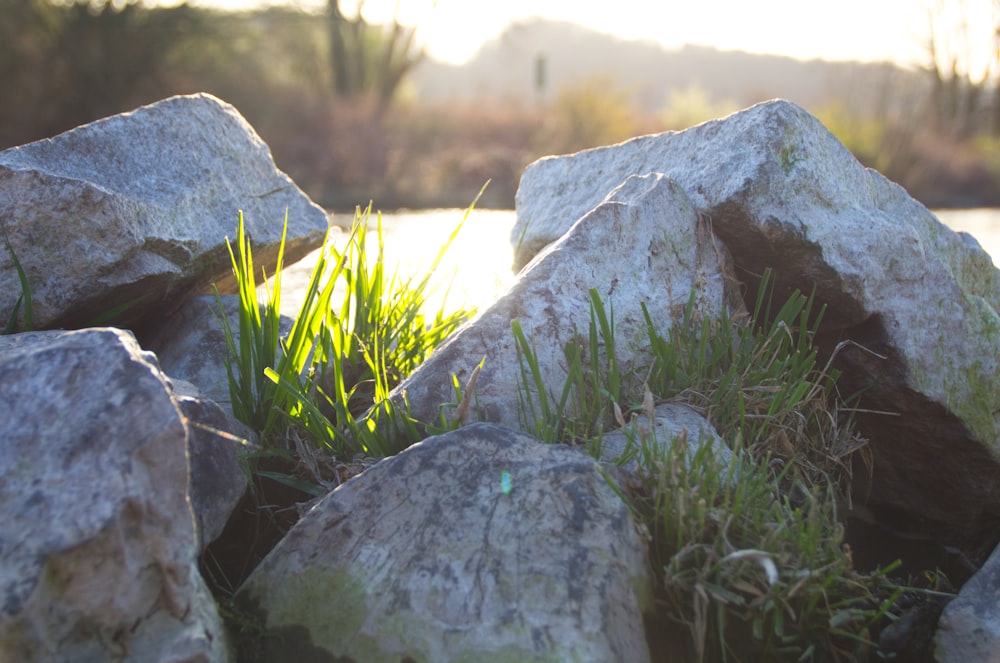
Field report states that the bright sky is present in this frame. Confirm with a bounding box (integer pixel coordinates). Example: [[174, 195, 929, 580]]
[[198, 0, 997, 74]]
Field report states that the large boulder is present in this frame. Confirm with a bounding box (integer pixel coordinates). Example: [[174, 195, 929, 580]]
[[389, 172, 741, 431], [0, 93, 328, 331], [236, 423, 653, 662], [0, 328, 231, 662], [513, 99, 1000, 564]]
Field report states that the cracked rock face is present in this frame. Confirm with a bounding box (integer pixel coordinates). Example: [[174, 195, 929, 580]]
[[514, 99, 1000, 565], [0, 93, 328, 331], [0, 328, 230, 663], [236, 423, 653, 663]]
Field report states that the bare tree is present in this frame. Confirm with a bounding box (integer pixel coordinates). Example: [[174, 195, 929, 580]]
[[326, 0, 424, 116], [923, 0, 1000, 137]]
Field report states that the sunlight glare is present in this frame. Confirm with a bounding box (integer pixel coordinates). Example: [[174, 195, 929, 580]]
[[185, 0, 942, 69]]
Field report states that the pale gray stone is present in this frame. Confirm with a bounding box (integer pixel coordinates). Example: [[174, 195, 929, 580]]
[[236, 423, 653, 663], [147, 295, 242, 409], [145, 293, 292, 413], [170, 381, 251, 551], [0, 93, 327, 330], [0, 328, 231, 662], [513, 99, 1000, 564], [513, 99, 872, 271], [600, 403, 732, 472], [935, 540, 1000, 662], [390, 172, 740, 432]]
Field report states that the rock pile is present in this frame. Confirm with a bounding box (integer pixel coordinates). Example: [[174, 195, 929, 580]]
[[388, 98, 1000, 661], [389, 172, 741, 432], [2, 95, 998, 662], [510, 99, 1000, 574], [0, 329, 230, 662], [0, 93, 326, 662]]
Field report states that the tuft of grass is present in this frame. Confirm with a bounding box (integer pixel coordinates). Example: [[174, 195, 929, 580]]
[[512, 271, 918, 661], [514, 288, 623, 448], [641, 270, 869, 499], [620, 425, 900, 662], [213, 211, 292, 435], [295, 205, 472, 456], [217, 202, 477, 461]]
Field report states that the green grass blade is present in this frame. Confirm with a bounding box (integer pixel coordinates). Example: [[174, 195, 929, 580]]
[[3, 234, 33, 332], [4, 295, 22, 335]]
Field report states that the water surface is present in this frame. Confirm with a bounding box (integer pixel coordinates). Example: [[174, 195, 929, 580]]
[[271, 207, 1000, 317]]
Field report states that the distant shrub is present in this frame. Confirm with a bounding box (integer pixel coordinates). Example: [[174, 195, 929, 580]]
[[537, 75, 649, 154], [660, 84, 739, 131]]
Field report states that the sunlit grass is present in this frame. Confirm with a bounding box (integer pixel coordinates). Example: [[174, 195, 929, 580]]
[[217, 207, 943, 659], [216, 202, 477, 462]]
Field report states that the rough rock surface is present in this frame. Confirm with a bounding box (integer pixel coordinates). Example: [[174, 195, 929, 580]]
[[514, 99, 1000, 564], [146, 293, 292, 413], [145, 294, 240, 409], [236, 423, 653, 663], [169, 379, 251, 551], [0, 328, 231, 662], [389, 172, 740, 432], [0, 93, 327, 331], [935, 540, 1000, 662], [600, 403, 733, 472]]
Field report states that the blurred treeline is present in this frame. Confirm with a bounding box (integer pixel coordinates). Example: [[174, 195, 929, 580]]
[[3, 0, 1000, 210]]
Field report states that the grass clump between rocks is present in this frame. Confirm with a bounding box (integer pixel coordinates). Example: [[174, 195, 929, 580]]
[[204, 203, 475, 608], [216, 205, 946, 660], [513, 274, 935, 661], [216, 203, 473, 463]]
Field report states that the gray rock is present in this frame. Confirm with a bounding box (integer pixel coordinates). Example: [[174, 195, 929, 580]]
[[0, 93, 328, 331], [236, 423, 653, 663], [513, 99, 872, 271], [169, 379, 251, 551], [935, 540, 1000, 662], [146, 295, 241, 409], [600, 403, 732, 472], [389, 172, 740, 432], [145, 293, 292, 414], [0, 328, 231, 662], [514, 99, 1000, 563]]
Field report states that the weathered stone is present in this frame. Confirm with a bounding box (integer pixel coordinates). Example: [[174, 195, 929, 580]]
[[0, 328, 231, 662], [145, 293, 292, 414], [390, 172, 740, 432], [169, 379, 251, 551], [514, 99, 1000, 564], [145, 294, 240, 409], [236, 423, 653, 662], [514, 99, 876, 271], [600, 403, 732, 472], [0, 93, 327, 331], [935, 539, 1000, 662]]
